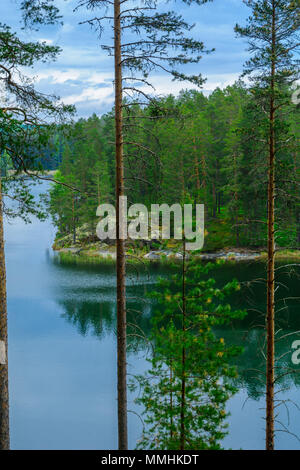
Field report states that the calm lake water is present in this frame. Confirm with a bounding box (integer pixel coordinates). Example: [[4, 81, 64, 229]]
[[4, 182, 300, 449]]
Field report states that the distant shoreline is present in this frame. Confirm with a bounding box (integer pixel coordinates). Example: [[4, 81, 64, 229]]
[[53, 243, 300, 266], [6, 169, 57, 178], [52, 225, 300, 265]]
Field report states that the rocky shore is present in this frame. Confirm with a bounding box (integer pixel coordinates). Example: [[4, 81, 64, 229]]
[[53, 229, 300, 264], [55, 244, 262, 263]]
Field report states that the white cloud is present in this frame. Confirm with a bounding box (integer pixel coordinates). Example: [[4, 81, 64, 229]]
[[62, 86, 114, 106], [137, 72, 242, 98], [23, 64, 244, 117], [87, 72, 114, 85], [39, 38, 53, 45], [31, 69, 113, 86], [35, 69, 82, 84]]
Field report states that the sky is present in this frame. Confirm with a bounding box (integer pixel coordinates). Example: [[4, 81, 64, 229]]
[[3, 0, 252, 118]]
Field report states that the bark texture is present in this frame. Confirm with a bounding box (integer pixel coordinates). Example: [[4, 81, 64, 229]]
[[266, 0, 276, 451], [180, 241, 186, 451], [114, 0, 128, 450], [0, 177, 9, 450]]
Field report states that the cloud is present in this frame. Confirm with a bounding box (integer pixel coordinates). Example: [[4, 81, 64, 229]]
[[35, 70, 82, 84], [27, 66, 243, 117], [30, 68, 113, 86], [134, 72, 242, 98], [39, 38, 54, 45], [3, 0, 251, 117], [62, 86, 114, 106]]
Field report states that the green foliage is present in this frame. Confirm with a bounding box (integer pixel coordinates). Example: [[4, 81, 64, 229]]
[[20, 0, 62, 29], [51, 80, 300, 249], [0, 1, 73, 221], [234, 0, 300, 248], [49, 115, 113, 238], [133, 258, 246, 450], [77, 0, 214, 87]]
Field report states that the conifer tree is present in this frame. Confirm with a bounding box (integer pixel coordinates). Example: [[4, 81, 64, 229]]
[[134, 258, 245, 450], [77, 0, 214, 449], [235, 0, 300, 450], [0, 1, 72, 449], [51, 81, 300, 252]]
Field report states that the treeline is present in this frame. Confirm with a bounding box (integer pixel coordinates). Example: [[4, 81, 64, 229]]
[[0, 130, 63, 175], [50, 81, 300, 250]]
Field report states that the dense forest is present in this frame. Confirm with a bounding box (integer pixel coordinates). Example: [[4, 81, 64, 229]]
[[0, 0, 300, 454], [50, 82, 300, 250]]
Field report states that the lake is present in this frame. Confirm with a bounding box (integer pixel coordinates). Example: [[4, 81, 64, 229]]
[[4, 182, 300, 449]]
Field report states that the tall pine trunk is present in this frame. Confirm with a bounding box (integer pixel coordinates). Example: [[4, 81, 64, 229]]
[[266, 1, 276, 451], [180, 240, 186, 450], [0, 177, 9, 450], [114, 0, 128, 450]]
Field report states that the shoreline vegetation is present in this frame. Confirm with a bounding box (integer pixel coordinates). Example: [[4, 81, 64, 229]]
[[6, 170, 57, 177], [52, 232, 300, 265]]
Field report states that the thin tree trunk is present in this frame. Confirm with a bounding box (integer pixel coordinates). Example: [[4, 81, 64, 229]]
[[97, 175, 101, 206], [266, 0, 276, 451], [297, 212, 300, 246], [0, 177, 9, 450], [180, 240, 186, 451], [293, 153, 300, 245], [72, 194, 76, 244], [114, 0, 128, 450], [212, 182, 216, 218], [193, 137, 201, 196], [233, 153, 240, 246], [180, 148, 185, 199], [201, 153, 207, 193], [170, 364, 173, 442], [200, 148, 208, 219]]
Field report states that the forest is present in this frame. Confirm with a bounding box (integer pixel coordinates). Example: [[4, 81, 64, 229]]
[[0, 0, 300, 454], [49, 83, 300, 251]]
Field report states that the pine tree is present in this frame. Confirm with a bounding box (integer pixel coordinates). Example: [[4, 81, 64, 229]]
[[0, 1, 72, 449], [51, 80, 300, 253], [49, 118, 113, 242], [134, 257, 245, 450], [77, 0, 214, 449], [235, 0, 300, 450]]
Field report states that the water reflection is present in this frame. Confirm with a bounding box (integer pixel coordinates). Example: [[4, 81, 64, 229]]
[[5, 182, 300, 449], [52, 257, 300, 390], [51, 256, 300, 448]]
